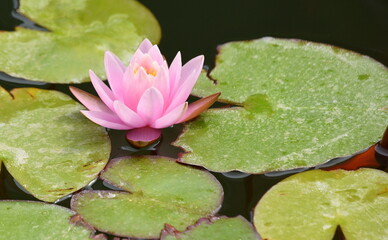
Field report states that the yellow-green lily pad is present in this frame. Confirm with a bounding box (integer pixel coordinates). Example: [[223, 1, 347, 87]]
[[174, 38, 388, 173], [160, 216, 260, 240], [0, 201, 102, 239], [254, 169, 388, 240], [71, 156, 223, 238], [0, 0, 161, 83], [0, 87, 110, 202]]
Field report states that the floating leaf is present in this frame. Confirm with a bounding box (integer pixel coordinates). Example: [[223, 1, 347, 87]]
[[174, 38, 388, 173], [71, 156, 223, 238], [161, 216, 259, 240], [0, 87, 110, 202], [0, 201, 102, 239], [254, 169, 388, 240], [0, 0, 161, 83]]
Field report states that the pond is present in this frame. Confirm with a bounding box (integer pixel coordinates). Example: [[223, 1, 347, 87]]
[[0, 0, 387, 239]]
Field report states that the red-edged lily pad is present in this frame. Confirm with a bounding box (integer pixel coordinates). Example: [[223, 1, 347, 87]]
[[0, 87, 110, 202], [174, 38, 388, 173], [0, 200, 104, 239], [160, 216, 260, 240], [254, 169, 388, 240], [0, 0, 161, 83], [71, 156, 223, 238]]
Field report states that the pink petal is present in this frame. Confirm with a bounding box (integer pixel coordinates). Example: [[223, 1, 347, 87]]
[[106, 51, 125, 71], [126, 127, 161, 142], [69, 86, 111, 113], [153, 66, 170, 102], [81, 110, 130, 130], [151, 102, 188, 129], [169, 52, 182, 97], [178, 92, 220, 123], [177, 55, 204, 90], [137, 87, 164, 124], [105, 51, 125, 100], [129, 48, 145, 68], [138, 38, 153, 53], [89, 70, 116, 111], [138, 54, 155, 70], [147, 45, 164, 64], [165, 70, 198, 113], [165, 55, 204, 112], [125, 127, 162, 148], [113, 100, 146, 128], [123, 67, 152, 110]]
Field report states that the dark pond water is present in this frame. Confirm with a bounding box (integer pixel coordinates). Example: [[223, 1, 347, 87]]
[[0, 0, 387, 239]]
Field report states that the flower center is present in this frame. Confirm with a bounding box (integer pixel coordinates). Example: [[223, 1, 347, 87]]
[[133, 60, 159, 77], [145, 67, 157, 76]]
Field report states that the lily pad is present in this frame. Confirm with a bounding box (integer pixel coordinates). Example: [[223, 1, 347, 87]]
[[174, 38, 388, 173], [160, 216, 260, 240], [0, 87, 110, 202], [0, 0, 161, 83], [254, 169, 388, 240], [0, 201, 102, 239], [71, 156, 223, 238]]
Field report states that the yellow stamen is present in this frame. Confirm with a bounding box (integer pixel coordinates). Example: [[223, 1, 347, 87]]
[[148, 68, 157, 76], [133, 66, 157, 77]]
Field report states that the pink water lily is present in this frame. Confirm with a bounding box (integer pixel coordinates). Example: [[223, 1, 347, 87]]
[[70, 39, 219, 147]]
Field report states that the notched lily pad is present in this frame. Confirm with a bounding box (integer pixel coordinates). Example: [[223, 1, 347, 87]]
[[160, 216, 260, 240], [0, 87, 110, 202], [0, 201, 103, 239], [175, 38, 388, 173], [71, 156, 223, 238], [0, 0, 161, 83], [254, 169, 388, 240]]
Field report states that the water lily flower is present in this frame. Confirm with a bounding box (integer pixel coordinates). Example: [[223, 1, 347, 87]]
[[70, 39, 220, 147]]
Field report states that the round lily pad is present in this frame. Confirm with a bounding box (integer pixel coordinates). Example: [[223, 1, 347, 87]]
[[254, 169, 388, 240], [0, 87, 110, 202], [0, 0, 161, 83], [71, 156, 223, 238], [174, 38, 388, 173], [0, 201, 101, 239], [160, 216, 260, 240]]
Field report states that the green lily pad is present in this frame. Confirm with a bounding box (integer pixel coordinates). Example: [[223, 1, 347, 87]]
[[0, 201, 102, 239], [0, 0, 160, 83], [0, 87, 110, 202], [254, 169, 388, 240], [71, 156, 223, 238], [175, 38, 388, 173], [160, 216, 260, 240]]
